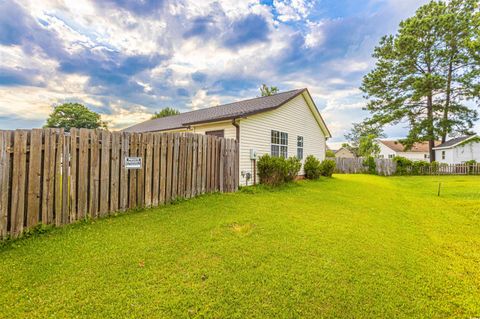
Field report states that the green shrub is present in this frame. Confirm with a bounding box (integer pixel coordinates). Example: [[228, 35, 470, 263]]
[[319, 159, 336, 177], [430, 161, 440, 174], [257, 154, 301, 185], [410, 160, 429, 175], [363, 156, 376, 174], [257, 154, 286, 186], [285, 157, 302, 182], [304, 155, 322, 179], [465, 160, 477, 174], [393, 156, 413, 175]]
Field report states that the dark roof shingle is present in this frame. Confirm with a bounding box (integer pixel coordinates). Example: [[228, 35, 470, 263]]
[[433, 136, 476, 149], [123, 89, 305, 133]]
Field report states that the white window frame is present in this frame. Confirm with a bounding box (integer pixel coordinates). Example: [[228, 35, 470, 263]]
[[388, 154, 395, 159], [297, 136, 303, 160], [271, 130, 288, 158], [442, 151, 446, 160]]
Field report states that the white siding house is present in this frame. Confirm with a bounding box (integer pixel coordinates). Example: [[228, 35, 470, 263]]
[[433, 135, 480, 164], [378, 140, 434, 161], [123, 89, 331, 185], [238, 93, 327, 184]]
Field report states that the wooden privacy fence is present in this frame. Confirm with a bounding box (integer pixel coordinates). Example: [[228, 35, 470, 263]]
[[328, 157, 396, 176], [0, 129, 238, 239]]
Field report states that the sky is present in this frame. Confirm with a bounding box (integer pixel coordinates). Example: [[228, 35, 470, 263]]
[[2, 0, 476, 147]]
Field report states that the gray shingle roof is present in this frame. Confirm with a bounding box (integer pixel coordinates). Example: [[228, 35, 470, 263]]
[[123, 89, 306, 133], [433, 135, 476, 149]]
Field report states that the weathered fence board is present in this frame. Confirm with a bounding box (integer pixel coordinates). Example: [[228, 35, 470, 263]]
[[0, 131, 10, 238], [27, 129, 42, 227], [0, 129, 238, 239]]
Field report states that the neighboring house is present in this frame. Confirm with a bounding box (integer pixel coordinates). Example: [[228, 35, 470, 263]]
[[433, 135, 480, 164], [334, 147, 356, 158], [124, 88, 331, 185], [378, 140, 438, 161]]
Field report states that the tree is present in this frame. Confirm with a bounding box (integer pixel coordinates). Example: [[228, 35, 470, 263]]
[[344, 121, 385, 156], [260, 84, 279, 96], [45, 103, 106, 132], [437, 0, 480, 142], [151, 107, 180, 119], [326, 149, 336, 157], [361, 0, 479, 161], [358, 134, 380, 157]]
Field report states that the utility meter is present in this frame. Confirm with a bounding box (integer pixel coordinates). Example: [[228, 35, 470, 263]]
[[250, 149, 258, 160]]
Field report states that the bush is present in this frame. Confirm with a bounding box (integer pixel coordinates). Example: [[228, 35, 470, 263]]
[[430, 161, 440, 174], [363, 156, 376, 174], [257, 154, 301, 185], [394, 157, 441, 175], [285, 157, 302, 182], [319, 159, 336, 177], [411, 160, 430, 175], [465, 160, 477, 174], [257, 154, 286, 186], [304, 155, 322, 179], [393, 156, 413, 175]]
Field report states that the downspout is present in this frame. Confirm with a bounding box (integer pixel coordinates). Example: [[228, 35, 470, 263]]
[[232, 119, 239, 141], [232, 119, 240, 189]]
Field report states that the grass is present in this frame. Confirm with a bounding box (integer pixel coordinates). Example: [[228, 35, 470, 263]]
[[1, 175, 480, 318]]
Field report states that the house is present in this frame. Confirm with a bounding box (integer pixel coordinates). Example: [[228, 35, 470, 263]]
[[377, 140, 438, 161], [334, 147, 356, 158], [433, 135, 480, 164], [124, 88, 331, 185]]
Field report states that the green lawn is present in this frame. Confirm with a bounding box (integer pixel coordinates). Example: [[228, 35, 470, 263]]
[[1, 175, 479, 318]]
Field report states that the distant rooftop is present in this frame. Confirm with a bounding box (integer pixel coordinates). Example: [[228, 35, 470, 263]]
[[379, 140, 440, 153], [433, 135, 478, 149]]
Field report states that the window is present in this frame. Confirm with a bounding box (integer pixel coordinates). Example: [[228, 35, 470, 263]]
[[424, 154, 429, 159], [205, 130, 224, 138], [442, 151, 446, 160], [271, 130, 288, 158], [388, 154, 395, 159], [297, 136, 304, 159]]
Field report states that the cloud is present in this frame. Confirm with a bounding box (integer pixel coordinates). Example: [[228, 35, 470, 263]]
[[273, 0, 314, 22], [95, 0, 166, 16], [222, 14, 270, 48]]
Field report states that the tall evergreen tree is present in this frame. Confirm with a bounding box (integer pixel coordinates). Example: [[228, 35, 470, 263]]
[[361, 0, 479, 161], [437, 0, 480, 142]]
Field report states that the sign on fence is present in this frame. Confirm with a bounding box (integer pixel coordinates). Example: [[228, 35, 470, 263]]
[[125, 157, 142, 169]]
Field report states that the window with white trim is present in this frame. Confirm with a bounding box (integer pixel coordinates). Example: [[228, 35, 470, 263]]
[[271, 130, 288, 158], [388, 154, 395, 159], [297, 136, 303, 159], [442, 151, 446, 160]]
